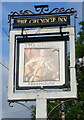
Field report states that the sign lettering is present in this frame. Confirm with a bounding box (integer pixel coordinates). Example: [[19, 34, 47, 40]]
[[13, 15, 70, 28]]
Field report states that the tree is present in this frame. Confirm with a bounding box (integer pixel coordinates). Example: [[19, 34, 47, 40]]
[[76, 21, 84, 101], [65, 21, 84, 120]]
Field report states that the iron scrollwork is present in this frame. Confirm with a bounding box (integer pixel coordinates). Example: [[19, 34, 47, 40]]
[[49, 7, 75, 13], [9, 101, 14, 107], [9, 5, 76, 16], [8, 101, 36, 117], [10, 5, 49, 15], [34, 5, 49, 14], [10, 10, 35, 16]]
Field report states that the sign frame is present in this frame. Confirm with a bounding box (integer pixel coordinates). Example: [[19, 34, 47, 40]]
[[8, 27, 77, 101], [16, 38, 65, 90]]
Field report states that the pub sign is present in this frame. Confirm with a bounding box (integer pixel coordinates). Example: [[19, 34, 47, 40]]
[[13, 15, 70, 28], [8, 5, 77, 101]]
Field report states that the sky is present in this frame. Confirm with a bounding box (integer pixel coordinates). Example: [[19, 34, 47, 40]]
[[1, 0, 84, 119]]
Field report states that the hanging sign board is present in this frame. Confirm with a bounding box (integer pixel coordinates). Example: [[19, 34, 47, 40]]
[[16, 38, 65, 89], [13, 15, 70, 28], [8, 27, 77, 101]]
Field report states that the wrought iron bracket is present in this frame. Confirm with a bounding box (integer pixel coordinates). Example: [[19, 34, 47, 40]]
[[48, 99, 72, 117], [8, 5, 77, 17], [34, 5, 49, 14], [9, 101, 14, 107], [8, 101, 36, 117]]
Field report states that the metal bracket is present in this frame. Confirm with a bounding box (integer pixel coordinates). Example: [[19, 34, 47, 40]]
[[9, 101, 14, 107], [8, 101, 36, 117]]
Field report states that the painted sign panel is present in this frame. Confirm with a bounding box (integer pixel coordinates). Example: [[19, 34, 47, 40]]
[[17, 41, 65, 89], [13, 15, 70, 28], [24, 48, 60, 82]]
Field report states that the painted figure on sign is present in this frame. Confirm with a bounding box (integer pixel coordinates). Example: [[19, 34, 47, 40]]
[[24, 48, 59, 82]]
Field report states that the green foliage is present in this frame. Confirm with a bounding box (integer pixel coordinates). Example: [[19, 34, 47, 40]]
[[76, 21, 84, 102], [66, 101, 84, 120], [76, 44, 84, 58], [76, 21, 84, 59], [47, 100, 60, 120], [30, 105, 36, 120]]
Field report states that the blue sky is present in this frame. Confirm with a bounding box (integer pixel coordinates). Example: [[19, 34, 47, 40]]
[[1, 1, 83, 119]]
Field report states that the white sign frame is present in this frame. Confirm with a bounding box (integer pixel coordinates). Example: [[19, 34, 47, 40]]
[[8, 27, 77, 101]]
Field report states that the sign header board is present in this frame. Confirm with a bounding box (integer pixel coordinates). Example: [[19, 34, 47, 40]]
[[13, 15, 70, 28]]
